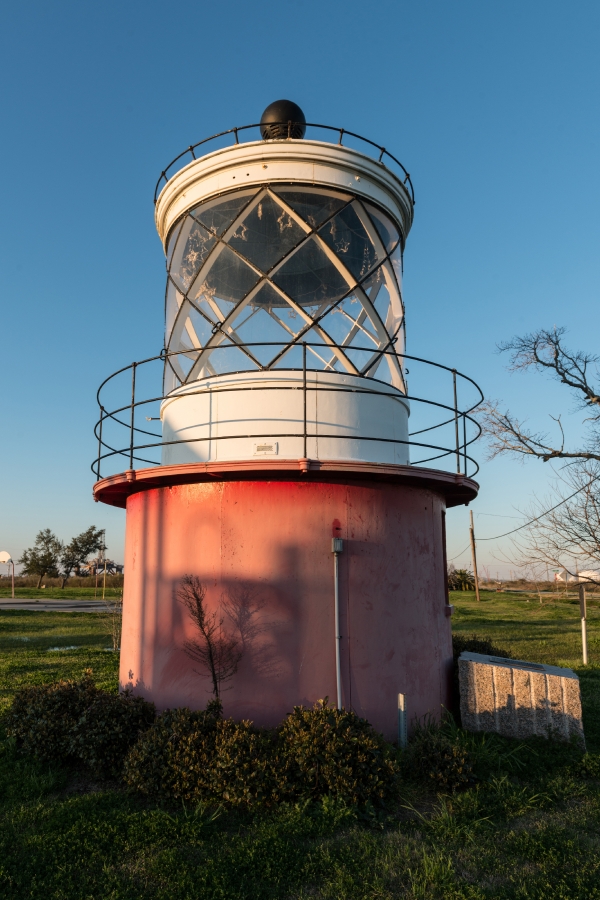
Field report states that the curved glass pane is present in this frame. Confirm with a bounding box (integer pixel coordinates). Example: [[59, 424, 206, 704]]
[[209, 343, 257, 375], [364, 202, 400, 254], [191, 191, 254, 236], [390, 243, 403, 290], [189, 245, 260, 314], [186, 305, 214, 348], [233, 306, 297, 367], [319, 294, 377, 350], [163, 186, 405, 387], [272, 238, 350, 307], [228, 193, 305, 272], [272, 187, 349, 227], [170, 219, 216, 291], [165, 279, 184, 339], [166, 218, 184, 268], [318, 204, 380, 280]]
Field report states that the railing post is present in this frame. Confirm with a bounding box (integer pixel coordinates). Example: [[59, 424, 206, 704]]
[[303, 342, 307, 458], [453, 369, 460, 474], [97, 406, 104, 480], [129, 362, 137, 470], [463, 412, 468, 477]]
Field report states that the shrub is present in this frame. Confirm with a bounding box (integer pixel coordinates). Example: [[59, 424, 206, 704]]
[[275, 701, 399, 807], [452, 634, 510, 661], [6, 670, 99, 761], [403, 717, 476, 792], [6, 670, 155, 775], [70, 690, 156, 777], [125, 700, 399, 809], [448, 568, 475, 591], [124, 701, 278, 807], [579, 753, 600, 780], [210, 719, 279, 807], [123, 702, 223, 802]]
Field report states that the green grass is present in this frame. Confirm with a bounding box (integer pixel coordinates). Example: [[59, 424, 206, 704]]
[[1, 595, 600, 899], [451, 589, 600, 753], [0, 610, 119, 714], [0, 586, 122, 599]]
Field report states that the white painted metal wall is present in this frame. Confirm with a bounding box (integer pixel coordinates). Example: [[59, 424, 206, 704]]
[[161, 371, 410, 465]]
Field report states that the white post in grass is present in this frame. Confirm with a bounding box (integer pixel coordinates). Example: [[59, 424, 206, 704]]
[[579, 583, 588, 666], [398, 693, 407, 748]]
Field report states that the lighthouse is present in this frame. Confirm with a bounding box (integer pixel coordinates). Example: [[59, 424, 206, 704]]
[[94, 101, 480, 740]]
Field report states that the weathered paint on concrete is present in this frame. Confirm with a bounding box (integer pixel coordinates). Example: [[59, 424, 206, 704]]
[[120, 479, 453, 741]]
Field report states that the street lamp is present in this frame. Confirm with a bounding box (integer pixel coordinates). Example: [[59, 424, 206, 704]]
[[0, 551, 15, 599]]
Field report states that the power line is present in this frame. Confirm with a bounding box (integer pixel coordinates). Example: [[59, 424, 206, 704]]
[[447, 543, 471, 562], [476, 512, 521, 519], [477, 478, 598, 542]]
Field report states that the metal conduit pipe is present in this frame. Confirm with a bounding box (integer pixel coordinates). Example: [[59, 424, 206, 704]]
[[332, 537, 344, 709]]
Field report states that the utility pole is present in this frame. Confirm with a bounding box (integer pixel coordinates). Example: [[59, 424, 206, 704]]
[[469, 511, 481, 602]]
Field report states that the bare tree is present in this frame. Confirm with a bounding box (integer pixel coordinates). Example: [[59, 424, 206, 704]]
[[481, 327, 600, 464], [509, 462, 600, 582], [480, 327, 600, 582], [103, 591, 123, 652], [177, 575, 242, 698]]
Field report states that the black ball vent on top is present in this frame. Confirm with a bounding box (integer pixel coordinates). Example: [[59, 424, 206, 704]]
[[260, 100, 306, 140]]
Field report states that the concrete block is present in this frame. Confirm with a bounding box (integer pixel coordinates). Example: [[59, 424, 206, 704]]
[[459, 652, 584, 745]]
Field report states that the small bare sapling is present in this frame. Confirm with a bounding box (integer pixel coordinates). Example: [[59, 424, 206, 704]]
[[177, 575, 242, 698]]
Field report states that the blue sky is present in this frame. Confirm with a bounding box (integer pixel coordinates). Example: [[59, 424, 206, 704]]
[[1, 0, 598, 575]]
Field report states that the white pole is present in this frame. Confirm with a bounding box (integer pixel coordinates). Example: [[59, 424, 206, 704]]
[[11, 561, 14, 600], [398, 693, 407, 748], [579, 584, 588, 665], [332, 538, 343, 710]]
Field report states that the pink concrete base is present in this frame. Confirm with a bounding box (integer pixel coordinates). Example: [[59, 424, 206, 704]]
[[110, 468, 476, 741]]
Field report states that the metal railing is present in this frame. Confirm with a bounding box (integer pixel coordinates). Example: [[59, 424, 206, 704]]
[[92, 343, 482, 482], [154, 122, 415, 205]]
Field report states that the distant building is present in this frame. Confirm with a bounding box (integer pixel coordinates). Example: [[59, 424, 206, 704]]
[[80, 558, 124, 576], [554, 568, 600, 583]]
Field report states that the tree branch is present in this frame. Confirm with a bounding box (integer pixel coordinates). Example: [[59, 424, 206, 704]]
[[480, 328, 600, 464]]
